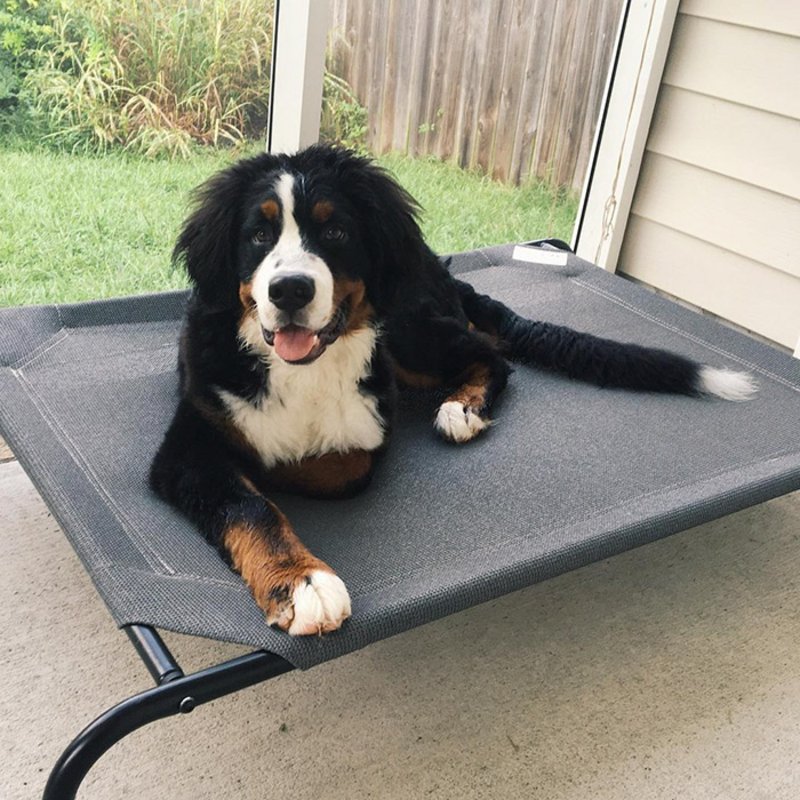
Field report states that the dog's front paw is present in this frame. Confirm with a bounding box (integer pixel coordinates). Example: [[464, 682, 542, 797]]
[[262, 568, 352, 636], [434, 401, 489, 443]]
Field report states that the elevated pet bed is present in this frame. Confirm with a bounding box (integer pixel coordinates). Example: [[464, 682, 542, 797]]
[[2, 242, 799, 799]]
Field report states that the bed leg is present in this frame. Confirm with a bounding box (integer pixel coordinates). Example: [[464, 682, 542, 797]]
[[42, 647, 294, 799]]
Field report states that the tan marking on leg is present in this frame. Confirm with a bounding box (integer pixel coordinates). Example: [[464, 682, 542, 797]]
[[448, 363, 491, 411], [223, 507, 348, 634], [434, 363, 493, 443]]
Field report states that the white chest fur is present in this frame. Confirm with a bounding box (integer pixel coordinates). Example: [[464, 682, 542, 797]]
[[219, 325, 385, 467]]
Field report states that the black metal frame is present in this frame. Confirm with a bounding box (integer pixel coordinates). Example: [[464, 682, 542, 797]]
[[44, 4, 293, 795], [42, 624, 295, 800]]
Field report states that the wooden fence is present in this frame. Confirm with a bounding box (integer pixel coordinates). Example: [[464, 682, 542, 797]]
[[328, 0, 625, 189]]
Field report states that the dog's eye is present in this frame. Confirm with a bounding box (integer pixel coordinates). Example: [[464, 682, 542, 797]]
[[252, 229, 271, 245], [323, 224, 347, 243]]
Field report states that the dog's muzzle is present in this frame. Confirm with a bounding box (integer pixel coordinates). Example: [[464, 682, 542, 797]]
[[262, 301, 349, 365]]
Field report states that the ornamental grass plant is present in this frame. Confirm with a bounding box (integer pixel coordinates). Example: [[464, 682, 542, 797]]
[[23, 0, 272, 156]]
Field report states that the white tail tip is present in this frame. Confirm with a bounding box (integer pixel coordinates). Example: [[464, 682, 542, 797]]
[[696, 366, 758, 401]]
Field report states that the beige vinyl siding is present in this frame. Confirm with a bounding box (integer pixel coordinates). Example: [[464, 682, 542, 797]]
[[618, 3, 800, 349], [646, 86, 799, 200], [679, 0, 800, 38]]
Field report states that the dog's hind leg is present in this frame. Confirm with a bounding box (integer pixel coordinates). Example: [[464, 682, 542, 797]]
[[433, 353, 510, 443], [389, 313, 511, 443]]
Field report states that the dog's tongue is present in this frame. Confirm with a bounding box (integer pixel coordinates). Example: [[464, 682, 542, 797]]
[[274, 325, 317, 362]]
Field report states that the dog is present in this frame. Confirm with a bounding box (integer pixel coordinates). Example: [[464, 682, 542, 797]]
[[150, 144, 756, 636]]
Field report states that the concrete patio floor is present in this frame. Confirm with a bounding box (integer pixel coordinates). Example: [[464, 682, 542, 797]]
[[2, 452, 799, 800]]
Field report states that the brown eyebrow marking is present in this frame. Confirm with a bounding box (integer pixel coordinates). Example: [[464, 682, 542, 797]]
[[260, 199, 279, 220], [311, 200, 335, 223]]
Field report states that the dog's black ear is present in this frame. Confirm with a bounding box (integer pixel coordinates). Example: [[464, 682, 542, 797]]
[[343, 155, 425, 259], [330, 149, 432, 301], [173, 155, 279, 307]]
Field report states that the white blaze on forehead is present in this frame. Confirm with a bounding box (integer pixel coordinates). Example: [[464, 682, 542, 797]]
[[273, 172, 301, 252], [250, 171, 334, 333]]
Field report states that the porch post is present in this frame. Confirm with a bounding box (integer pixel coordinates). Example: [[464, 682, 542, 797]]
[[267, 0, 331, 154]]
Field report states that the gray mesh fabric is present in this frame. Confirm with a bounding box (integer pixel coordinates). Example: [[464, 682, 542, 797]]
[[1, 244, 799, 669]]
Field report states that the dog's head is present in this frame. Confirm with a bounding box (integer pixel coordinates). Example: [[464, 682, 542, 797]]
[[174, 145, 426, 364]]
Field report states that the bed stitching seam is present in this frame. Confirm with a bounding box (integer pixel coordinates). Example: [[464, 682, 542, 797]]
[[11, 370, 176, 574], [353, 447, 800, 596], [571, 277, 800, 393], [0, 397, 115, 576], [11, 330, 70, 371]]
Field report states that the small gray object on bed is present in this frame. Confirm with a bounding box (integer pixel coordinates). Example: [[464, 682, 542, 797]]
[[1, 244, 799, 670]]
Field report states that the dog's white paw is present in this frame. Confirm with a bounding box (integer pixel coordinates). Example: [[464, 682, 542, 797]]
[[284, 570, 352, 636], [434, 401, 489, 443]]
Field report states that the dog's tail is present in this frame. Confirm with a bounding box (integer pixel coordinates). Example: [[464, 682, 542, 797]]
[[455, 279, 757, 400]]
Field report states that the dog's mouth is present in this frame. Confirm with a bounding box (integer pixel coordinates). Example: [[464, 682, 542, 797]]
[[262, 303, 349, 365]]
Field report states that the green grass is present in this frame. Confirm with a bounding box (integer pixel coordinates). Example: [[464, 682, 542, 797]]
[[0, 145, 577, 306], [379, 153, 577, 254], [0, 145, 239, 305]]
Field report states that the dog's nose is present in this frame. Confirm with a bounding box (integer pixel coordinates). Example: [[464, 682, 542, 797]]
[[268, 274, 316, 312]]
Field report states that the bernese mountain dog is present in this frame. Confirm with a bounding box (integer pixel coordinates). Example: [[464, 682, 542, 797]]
[[150, 144, 756, 636]]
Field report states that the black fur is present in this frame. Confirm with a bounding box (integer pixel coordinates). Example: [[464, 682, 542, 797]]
[[455, 280, 699, 393], [150, 144, 724, 633]]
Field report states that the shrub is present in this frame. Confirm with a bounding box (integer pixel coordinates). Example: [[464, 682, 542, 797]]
[[24, 0, 272, 156], [0, 0, 56, 108], [320, 70, 367, 152]]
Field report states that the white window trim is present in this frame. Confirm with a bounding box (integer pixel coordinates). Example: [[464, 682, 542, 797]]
[[572, 0, 680, 272], [267, 0, 682, 280], [266, 0, 330, 154]]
